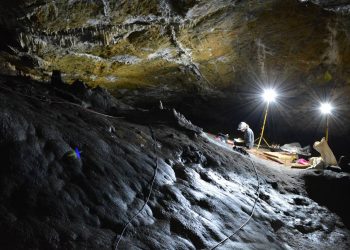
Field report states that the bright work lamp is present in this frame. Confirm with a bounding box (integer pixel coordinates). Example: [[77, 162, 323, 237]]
[[262, 89, 277, 103], [320, 102, 333, 142], [257, 88, 277, 149], [320, 102, 333, 115]]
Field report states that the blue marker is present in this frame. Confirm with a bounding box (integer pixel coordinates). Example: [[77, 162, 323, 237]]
[[75, 147, 81, 159], [68, 147, 82, 160]]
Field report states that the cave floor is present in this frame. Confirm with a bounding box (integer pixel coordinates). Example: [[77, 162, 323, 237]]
[[0, 75, 350, 250]]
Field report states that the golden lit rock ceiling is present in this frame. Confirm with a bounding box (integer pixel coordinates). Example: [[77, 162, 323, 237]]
[[0, 0, 349, 90]]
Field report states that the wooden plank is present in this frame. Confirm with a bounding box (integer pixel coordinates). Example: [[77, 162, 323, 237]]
[[263, 151, 297, 160], [249, 149, 269, 158], [265, 155, 285, 164], [291, 163, 310, 169], [250, 148, 312, 169], [263, 151, 297, 165]]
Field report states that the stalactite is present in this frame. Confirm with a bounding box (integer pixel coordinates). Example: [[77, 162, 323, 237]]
[[19, 33, 26, 49], [323, 21, 340, 65], [256, 38, 274, 81], [102, 0, 111, 18], [256, 38, 266, 80], [157, 1, 209, 84]]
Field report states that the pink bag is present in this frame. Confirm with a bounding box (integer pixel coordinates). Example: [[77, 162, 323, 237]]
[[297, 158, 309, 165]]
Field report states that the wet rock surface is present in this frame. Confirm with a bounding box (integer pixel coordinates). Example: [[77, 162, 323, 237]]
[[0, 76, 350, 249]]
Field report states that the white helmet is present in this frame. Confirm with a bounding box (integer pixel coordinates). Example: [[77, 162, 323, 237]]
[[237, 122, 248, 131]]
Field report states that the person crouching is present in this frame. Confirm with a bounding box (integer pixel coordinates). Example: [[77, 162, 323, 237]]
[[237, 122, 254, 149]]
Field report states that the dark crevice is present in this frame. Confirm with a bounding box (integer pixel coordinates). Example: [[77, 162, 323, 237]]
[[304, 172, 350, 228]]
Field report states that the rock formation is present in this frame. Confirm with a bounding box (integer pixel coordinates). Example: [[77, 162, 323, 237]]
[[0, 0, 349, 90]]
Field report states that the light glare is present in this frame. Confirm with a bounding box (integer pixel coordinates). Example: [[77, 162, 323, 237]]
[[262, 89, 277, 103], [320, 102, 333, 115]]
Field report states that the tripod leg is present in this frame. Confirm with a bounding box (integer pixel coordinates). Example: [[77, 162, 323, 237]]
[[263, 137, 270, 148]]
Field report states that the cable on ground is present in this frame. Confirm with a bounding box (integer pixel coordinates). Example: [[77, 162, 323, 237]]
[[113, 125, 159, 249], [209, 150, 260, 250]]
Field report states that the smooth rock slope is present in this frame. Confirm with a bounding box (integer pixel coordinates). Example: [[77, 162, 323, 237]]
[[0, 76, 350, 249]]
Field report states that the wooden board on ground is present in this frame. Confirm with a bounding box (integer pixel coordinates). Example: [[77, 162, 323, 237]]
[[249, 148, 273, 161], [250, 149, 303, 167], [263, 151, 297, 165], [204, 135, 309, 169], [264, 155, 286, 164], [263, 151, 297, 160], [291, 163, 311, 169]]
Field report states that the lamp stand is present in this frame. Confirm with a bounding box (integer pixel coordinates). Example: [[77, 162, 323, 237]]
[[325, 115, 329, 142], [257, 102, 271, 149]]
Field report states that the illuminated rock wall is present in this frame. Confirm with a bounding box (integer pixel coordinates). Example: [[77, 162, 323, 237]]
[[0, 0, 349, 91]]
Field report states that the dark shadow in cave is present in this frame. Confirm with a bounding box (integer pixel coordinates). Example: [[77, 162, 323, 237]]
[[304, 172, 350, 228]]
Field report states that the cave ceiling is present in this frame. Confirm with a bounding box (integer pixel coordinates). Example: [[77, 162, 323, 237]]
[[0, 0, 349, 92]]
